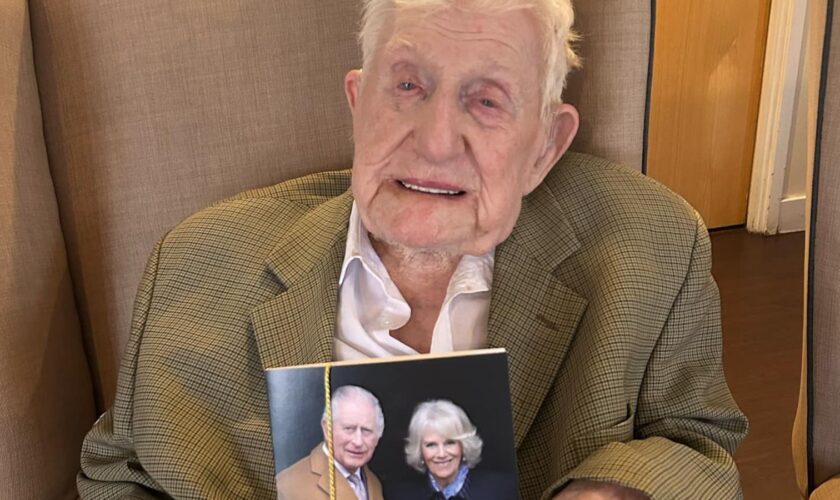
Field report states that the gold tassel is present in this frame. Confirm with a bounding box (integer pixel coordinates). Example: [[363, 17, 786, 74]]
[[324, 364, 336, 500]]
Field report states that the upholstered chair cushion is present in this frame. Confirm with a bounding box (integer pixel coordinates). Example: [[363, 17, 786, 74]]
[[567, 0, 652, 170], [29, 0, 361, 404], [0, 1, 96, 498], [801, 0, 840, 496], [810, 6, 840, 490]]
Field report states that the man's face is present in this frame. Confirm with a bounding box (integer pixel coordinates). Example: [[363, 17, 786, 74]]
[[322, 396, 380, 473], [346, 7, 577, 256]]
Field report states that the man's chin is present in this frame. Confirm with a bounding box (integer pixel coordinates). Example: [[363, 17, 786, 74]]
[[380, 235, 498, 260], [364, 207, 475, 246], [370, 225, 483, 256], [339, 458, 368, 472]]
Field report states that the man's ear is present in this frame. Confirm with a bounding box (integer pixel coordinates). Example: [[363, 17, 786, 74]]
[[344, 69, 363, 114], [524, 103, 580, 194], [321, 418, 330, 442]]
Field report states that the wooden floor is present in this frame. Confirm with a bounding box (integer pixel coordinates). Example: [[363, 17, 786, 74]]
[[711, 228, 805, 500]]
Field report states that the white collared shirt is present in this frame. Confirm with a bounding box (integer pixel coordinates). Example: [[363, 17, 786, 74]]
[[334, 203, 494, 360]]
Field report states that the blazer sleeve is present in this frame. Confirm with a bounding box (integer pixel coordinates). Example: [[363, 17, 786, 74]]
[[77, 240, 169, 499], [550, 215, 749, 499]]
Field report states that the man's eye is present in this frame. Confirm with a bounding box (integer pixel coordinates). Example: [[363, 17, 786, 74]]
[[479, 98, 495, 108], [398, 81, 417, 91]]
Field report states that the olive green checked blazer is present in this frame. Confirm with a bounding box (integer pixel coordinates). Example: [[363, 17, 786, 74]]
[[77, 152, 748, 500]]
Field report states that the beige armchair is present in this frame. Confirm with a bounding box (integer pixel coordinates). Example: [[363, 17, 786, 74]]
[[0, 1, 653, 498], [793, 2, 840, 498]]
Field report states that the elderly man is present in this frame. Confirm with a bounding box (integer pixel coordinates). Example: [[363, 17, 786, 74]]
[[78, 0, 747, 499], [276, 386, 385, 500]]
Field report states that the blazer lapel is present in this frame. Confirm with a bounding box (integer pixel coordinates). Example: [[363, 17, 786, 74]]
[[311, 444, 357, 499], [250, 191, 353, 369], [488, 183, 588, 447], [311, 445, 335, 497]]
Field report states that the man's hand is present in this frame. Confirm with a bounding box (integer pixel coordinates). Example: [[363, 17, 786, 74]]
[[553, 480, 650, 500]]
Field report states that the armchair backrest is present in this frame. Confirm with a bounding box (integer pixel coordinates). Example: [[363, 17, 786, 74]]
[[28, 0, 363, 407], [1, 3, 96, 499], [795, 1, 840, 498], [1, 1, 653, 498]]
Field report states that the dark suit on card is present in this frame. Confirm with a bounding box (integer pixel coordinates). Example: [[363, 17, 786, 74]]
[[386, 469, 519, 500]]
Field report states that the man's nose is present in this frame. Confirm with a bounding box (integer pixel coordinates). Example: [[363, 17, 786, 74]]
[[414, 91, 465, 163], [350, 429, 364, 445]]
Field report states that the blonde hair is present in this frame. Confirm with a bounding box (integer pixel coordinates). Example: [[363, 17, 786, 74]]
[[358, 0, 580, 118]]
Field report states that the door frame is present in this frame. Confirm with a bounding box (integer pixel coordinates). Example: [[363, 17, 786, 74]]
[[747, 0, 810, 234]]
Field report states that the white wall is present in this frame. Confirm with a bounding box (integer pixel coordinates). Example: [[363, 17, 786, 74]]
[[783, 48, 809, 199], [779, 0, 825, 233]]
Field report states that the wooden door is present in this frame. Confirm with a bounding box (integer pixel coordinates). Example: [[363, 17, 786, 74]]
[[646, 0, 772, 228]]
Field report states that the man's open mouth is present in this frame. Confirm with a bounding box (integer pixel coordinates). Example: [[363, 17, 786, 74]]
[[398, 180, 465, 196]]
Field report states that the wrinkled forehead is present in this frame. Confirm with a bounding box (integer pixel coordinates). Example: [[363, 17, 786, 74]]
[[374, 6, 544, 73], [368, 7, 545, 107]]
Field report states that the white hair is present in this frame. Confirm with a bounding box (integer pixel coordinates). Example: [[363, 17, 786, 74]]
[[357, 0, 580, 119], [322, 385, 386, 438], [404, 400, 483, 472]]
